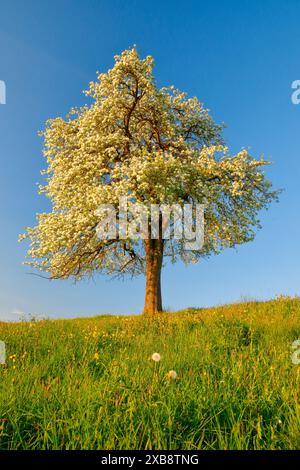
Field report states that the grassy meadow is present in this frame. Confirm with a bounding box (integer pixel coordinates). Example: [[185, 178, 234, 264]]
[[0, 296, 300, 450]]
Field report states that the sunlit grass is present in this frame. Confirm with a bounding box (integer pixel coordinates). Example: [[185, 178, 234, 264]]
[[0, 296, 300, 449]]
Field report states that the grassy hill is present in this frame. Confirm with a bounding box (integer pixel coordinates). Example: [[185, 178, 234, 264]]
[[0, 296, 300, 450]]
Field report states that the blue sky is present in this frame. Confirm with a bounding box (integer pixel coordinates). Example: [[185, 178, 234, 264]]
[[0, 0, 299, 320]]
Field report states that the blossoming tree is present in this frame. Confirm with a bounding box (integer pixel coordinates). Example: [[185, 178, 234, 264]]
[[21, 48, 278, 314]]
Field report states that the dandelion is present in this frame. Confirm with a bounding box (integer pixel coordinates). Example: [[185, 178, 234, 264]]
[[151, 352, 161, 362], [167, 370, 177, 379], [94, 352, 100, 360], [9, 354, 16, 363]]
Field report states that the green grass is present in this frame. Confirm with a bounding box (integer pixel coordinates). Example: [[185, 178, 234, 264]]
[[0, 296, 300, 450]]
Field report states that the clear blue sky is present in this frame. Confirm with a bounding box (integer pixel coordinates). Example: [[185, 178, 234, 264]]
[[0, 0, 299, 320]]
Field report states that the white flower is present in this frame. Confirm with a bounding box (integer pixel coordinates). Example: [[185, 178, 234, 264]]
[[151, 352, 161, 362], [167, 370, 177, 379]]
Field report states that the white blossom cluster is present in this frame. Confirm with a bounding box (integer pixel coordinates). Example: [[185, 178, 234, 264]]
[[20, 48, 278, 279]]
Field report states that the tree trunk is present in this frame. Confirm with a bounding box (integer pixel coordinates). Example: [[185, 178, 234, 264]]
[[143, 239, 163, 314]]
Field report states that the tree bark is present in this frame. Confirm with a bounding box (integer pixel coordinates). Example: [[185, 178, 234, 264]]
[[143, 239, 163, 314]]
